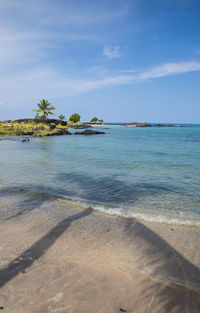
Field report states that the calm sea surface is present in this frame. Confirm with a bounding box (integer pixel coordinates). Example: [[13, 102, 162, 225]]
[[0, 125, 200, 225]]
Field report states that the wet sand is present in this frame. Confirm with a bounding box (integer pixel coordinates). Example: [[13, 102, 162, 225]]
[[0, 191, 200, 313]]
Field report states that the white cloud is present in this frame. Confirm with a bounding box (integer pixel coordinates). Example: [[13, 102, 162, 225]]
[[136, 61, 200, 81], [0, 1, 200, 112], [103, 45, 123, 59], [1, 61, 200, 109]]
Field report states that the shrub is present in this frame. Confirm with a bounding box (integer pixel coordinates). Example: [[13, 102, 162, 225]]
[[90, 117, 98, 122], [69, 113, 80, 123], [58, 114, 65, 120]]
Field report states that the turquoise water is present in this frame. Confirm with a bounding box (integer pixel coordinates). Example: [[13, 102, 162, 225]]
[[0, 125, 200, 225]]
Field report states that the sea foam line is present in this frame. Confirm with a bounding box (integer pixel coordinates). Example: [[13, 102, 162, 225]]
[[83, 203, 200, 226]]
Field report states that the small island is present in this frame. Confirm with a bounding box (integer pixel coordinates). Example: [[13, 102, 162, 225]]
[[0, 99, 105, 137]]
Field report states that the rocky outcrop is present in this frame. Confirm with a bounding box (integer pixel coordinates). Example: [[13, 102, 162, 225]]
[[69, 124, 92, 129], [9, 118, 68, 126], [123, 122, 184, 127], [74, 130, 105, 135], [45, 129, 72, 136], [124, 122, 151, 127]]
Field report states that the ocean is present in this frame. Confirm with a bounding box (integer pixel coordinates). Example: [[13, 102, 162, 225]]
[[0, 124, 200, 225]]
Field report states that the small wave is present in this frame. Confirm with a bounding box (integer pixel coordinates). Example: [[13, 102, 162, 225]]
[[1, 185, 199, 227], [81, 203, 200, 226]]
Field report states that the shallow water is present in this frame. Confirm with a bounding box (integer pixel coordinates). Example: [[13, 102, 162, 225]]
[[0, 125, 200, 225]]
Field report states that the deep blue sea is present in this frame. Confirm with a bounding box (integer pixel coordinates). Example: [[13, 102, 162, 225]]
[[0, 124, 200, 225]]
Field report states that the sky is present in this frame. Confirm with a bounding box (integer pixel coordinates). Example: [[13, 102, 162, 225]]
[[0, 0, 200, 123]]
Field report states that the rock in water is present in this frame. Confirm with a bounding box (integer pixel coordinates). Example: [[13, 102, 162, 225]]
[[74, 130, 105, 135]]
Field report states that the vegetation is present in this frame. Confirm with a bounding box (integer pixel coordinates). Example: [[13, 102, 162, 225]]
[[90, 117, 98, 122], [0, 99, 103, 137], [90, 117, 104, 123], [58, 114, 65, 120], [33, 99, 56, 119], [69, 113, 80, 123], [0, 121, 69, 137]]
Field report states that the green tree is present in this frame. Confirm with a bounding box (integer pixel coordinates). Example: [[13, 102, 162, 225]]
[[90, 117, 98, 122], [99, 119, 104, 123], [33, 99, 56, 119], [69, 113, 80, 123], [58, 114, 65, 120]]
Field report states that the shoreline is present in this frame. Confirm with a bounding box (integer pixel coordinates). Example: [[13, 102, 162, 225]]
[[0, 193, 200, 312], [1, 186, 199, 227], [0, 119, 187, 138]]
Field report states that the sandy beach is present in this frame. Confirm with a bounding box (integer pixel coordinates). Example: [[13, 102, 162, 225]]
[[0, 191, 200, 313]]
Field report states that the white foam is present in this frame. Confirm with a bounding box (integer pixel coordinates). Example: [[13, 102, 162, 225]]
[[62, 196, 200, 227], [89, 205, 200, 226]]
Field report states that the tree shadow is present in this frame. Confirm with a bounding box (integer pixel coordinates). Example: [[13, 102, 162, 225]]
[[0, 186, 67, 220], [122, 219, 200, 312], [0, 208, 92, 288], [0, 172, 180, 220], [0, 183, 200, 311], [56, 171, 181, 205]]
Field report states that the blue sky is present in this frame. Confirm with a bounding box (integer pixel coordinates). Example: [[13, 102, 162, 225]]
[[0, 0, 200, 122]]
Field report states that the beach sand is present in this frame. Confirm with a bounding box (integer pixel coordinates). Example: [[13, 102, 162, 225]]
[[0, 192, 200, 313]]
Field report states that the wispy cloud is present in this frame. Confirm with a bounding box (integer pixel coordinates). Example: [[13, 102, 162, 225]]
[[136, 61, 200, 81], [1, 0, 200, 119], [0, 0, 130, 70], [1, 61, 200, 108], [103, 45, 123, 59]]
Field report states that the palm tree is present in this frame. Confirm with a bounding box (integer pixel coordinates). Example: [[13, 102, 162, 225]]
[[33, 99, 56, 119]]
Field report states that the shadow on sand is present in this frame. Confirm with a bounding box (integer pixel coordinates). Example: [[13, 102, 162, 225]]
[[0, 184, 200, 312], [0, 208, 92, 288], [123, 219, 200, 312]]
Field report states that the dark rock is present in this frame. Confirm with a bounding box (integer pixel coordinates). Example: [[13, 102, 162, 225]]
[[69, 124, 92, 129], [153, 124, 185, 127], [74, 130, 105, 135], [35, 127, 45, 131], [120, 309, 127, 312], [49, 124, 56, 130], [46, 129, 72, 136], [11, 118, 68, 126], [124, 122, 151, 127], [21, 132, 34, 135]]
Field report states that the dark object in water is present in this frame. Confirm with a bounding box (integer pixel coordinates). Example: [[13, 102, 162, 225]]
[[120, 309, 127, 312], [74, 130, 105, 135], [22, 137, 30, 142], [0, 307, 4, 310]]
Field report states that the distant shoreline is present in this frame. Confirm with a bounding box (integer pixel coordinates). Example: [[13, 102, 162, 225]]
[[0, 119, 187, 137]]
